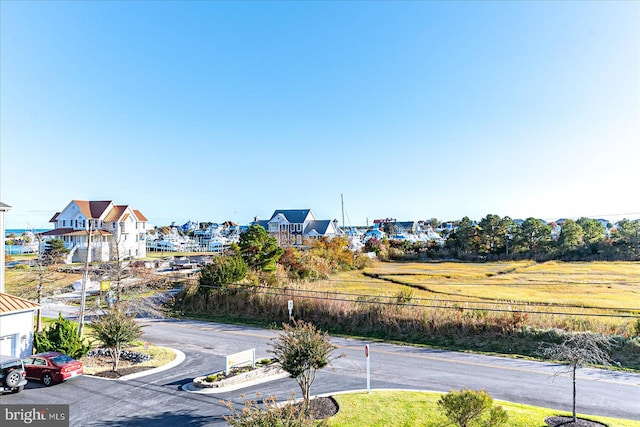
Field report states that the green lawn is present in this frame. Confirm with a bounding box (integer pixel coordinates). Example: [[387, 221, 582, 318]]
[[328, 391, 640, 427]]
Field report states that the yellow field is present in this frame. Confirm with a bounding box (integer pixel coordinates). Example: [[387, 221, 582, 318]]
[[315, 261, 640, 310]]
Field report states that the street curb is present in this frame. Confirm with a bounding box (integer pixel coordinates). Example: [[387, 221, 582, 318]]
[[120, 348, 186, 381], [182, 371, 290, 394]]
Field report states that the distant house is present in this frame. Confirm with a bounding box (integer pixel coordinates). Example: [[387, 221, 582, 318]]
[[252, 209, 342, 247], [1, 201, 40, 358], [40, 200, 148, 263]]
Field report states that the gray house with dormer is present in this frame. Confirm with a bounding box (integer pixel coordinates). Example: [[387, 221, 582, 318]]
[[252, 209, 342, 247]]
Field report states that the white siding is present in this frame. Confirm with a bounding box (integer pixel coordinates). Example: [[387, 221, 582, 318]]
[[0, 311, 36, 358]]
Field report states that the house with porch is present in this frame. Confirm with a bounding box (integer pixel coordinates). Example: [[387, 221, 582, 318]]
[[252, 209, 342, 247], [40, 200, 148, 263]]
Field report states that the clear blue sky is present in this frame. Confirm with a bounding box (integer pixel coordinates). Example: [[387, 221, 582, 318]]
[[1, 1, 638, 229]]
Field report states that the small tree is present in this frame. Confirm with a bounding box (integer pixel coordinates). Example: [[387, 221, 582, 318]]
[[43, 238, 70, 264], [90, 306, 144, 371], [541, 332, 616, 423], [437, 388, 508, 427], [199, 254, 247, 291], [269, 320, 340, 414], [34, 313, 91, 359], [238, 224, 284, 272]]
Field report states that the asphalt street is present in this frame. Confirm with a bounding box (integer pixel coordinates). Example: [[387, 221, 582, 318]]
[[2, 317, 639, 426]]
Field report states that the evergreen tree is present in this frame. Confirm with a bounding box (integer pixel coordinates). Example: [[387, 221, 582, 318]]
[[199, 254, 247, 291], [238, 224, 284, 272]]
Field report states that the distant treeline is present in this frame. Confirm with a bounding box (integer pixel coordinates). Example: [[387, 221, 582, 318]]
[[371, 216, 640, 262]]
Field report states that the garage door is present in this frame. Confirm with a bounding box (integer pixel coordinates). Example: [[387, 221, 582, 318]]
[[0, 334, 16, 357]]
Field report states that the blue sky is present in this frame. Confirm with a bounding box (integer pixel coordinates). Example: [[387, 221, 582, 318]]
[[1, 1, 638, 229]]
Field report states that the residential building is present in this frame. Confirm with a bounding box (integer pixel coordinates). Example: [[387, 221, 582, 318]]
[[252, 209, 342, 247], [0, 201, 40, 358], [0, 293, 40, 358], [40, 200, 148, 263]]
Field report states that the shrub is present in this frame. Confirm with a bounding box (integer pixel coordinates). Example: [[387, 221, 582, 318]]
[[34, 313, 91, 359], [437, 389, 508, 427], [222, 392, 322, 427]]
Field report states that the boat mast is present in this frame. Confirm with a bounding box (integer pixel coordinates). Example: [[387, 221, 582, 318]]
[[341, 194, 345, 229]]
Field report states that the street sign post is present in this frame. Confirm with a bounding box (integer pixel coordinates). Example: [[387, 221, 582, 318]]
[[365, 344, 370, 393]]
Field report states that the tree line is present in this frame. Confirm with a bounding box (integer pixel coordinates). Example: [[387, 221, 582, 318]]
[[374, 215, 640, 262]]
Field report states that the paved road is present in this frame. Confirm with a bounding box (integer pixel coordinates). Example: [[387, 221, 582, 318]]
[[3, 318, 639, 426]]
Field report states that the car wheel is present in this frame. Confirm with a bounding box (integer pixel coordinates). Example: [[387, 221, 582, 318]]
[[5, 370, 21, 388], [42, 373, 53, 387], [11, 385, 24, 393]]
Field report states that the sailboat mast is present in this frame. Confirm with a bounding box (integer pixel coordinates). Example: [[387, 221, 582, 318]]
[[341, 194, 345, 229]]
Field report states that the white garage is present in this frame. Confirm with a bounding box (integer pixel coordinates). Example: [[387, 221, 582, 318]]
[[0, 293, 40, 358]]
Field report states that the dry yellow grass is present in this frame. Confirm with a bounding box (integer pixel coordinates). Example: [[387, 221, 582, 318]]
[[356, 260, 640, 309], [4, 267, 82, 300], [298, 261, 640, 335]]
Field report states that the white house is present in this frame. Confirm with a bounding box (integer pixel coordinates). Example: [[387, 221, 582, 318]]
[[0, 201, 40, 358], [40, 200, 148, 263], [253, 209, 342, 247]]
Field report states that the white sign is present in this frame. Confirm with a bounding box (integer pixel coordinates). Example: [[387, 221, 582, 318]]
[[225, 348, 255, 375], [288, 300, 293, 318]]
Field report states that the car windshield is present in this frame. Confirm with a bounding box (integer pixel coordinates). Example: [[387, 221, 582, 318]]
[[51, 354, 74, 364]]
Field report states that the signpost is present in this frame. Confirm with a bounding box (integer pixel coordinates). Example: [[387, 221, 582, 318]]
[[365, 344, 370, 393], [288, 299, 293, 320]]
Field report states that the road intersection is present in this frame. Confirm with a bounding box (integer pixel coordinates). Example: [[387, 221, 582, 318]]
[[4, 317, 639, 426]]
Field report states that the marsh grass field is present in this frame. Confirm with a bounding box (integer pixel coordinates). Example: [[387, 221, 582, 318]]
[[323, 260, 640, 309], [299, 260, 640, 337]]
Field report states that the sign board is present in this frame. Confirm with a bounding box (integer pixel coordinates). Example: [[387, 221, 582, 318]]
[[225, 348, 256, 376], [365, 344, 369, 358], [288, 300, 293, 318], [100, 281, 111, 292]]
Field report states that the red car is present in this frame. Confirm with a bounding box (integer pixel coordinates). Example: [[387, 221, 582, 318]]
[[22, 352, 83, 386]]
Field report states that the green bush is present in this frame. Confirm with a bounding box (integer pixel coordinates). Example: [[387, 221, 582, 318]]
[[437, 389, 508, 427], [34, 313, 91, 359]]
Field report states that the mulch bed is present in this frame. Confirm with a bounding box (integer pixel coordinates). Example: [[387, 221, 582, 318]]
[[545, 416, 608, 427], [81, 355, 154, 378], [307, 397, 339, 419], [91, 365, 153, 378]]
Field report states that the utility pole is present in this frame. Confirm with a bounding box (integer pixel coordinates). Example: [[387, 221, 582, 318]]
[[78, 221, 92, 337], [35, 234, 44, 333]]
